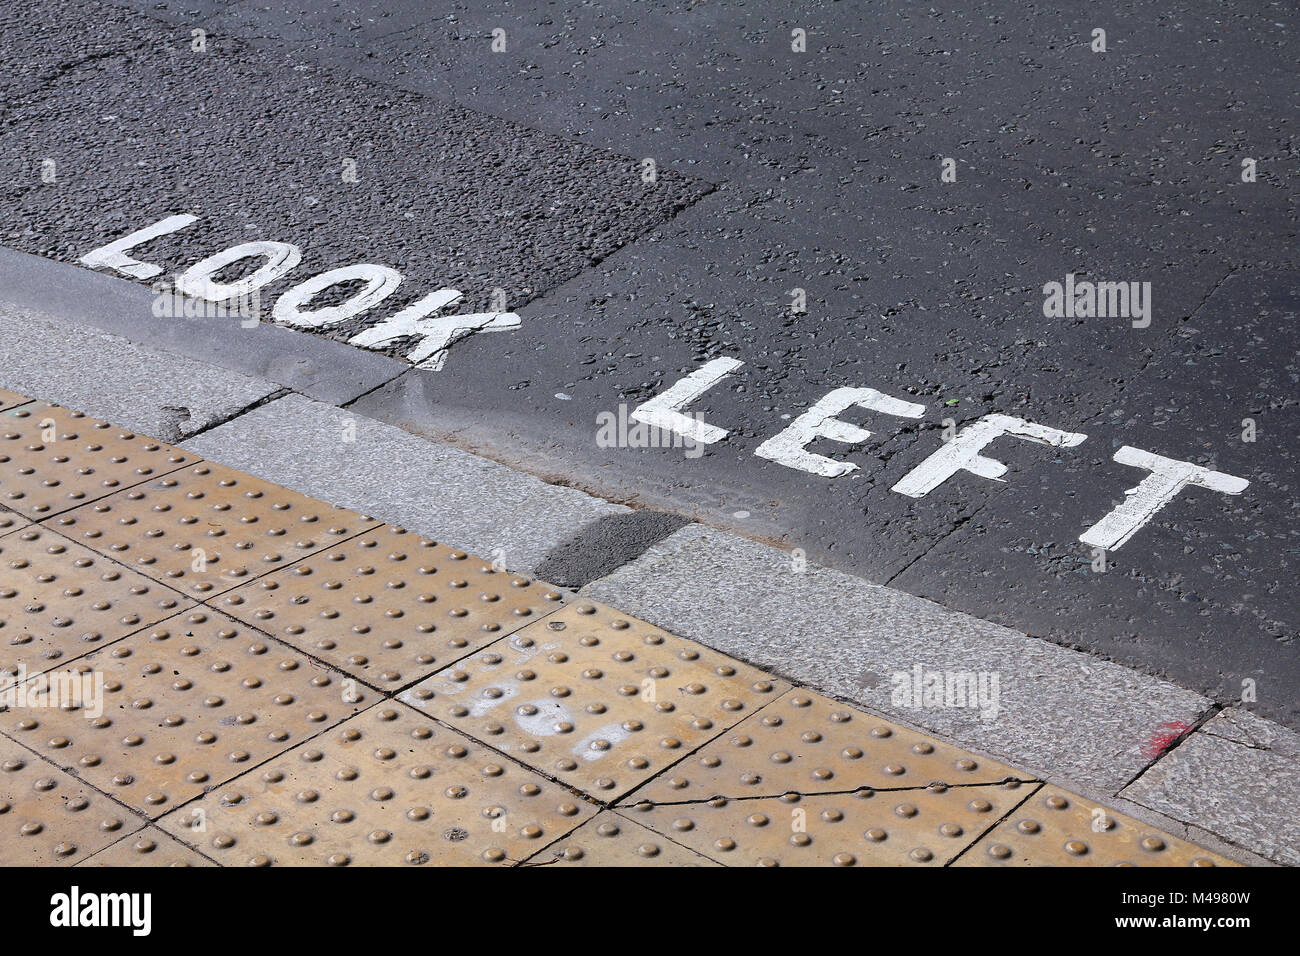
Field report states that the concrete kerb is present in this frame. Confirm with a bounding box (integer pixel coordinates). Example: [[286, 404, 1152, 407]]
[[181, 393, 631, 578]]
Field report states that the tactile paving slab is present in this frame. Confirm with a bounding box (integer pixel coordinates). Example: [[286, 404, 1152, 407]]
[[0, 525, 191, 690], [400, 601, 788, 800], [625, 689, 1034, 805], [3, 607, 374, 817], [0, 511, 30, 536], [0, 747, 140, 865], [78, 826, 216, 867], [216, 525, 567, 690], [51, 462, 379, 598], [0, 403, 194, 519], [156, 703, 599, 866], [0, 388, 30, 412], [523, 810, 719, 866], [954, 786, 1239, 867], [625, 780, 1035, 866]]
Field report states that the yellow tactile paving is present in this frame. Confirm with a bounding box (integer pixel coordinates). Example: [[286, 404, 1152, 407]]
[[0, 388, 30, 412], [3, 608, 375, 818], [215, 525, 567, 690], [78, 826, 216, 867], [0, 510, 31, 536], [523, 810, 720, 866], [0, 747, 140, 866], [0, 403, 195, 519], [400, 601, 788, 801], [155, 703, 599, 866], [624, 780, 1035, 867], [0, 393, 1241, 866], [50, 461, 379, 598], [624, 688, 1033, 807], [0, 524, 192, 690], [952, 786, 1239, 867]]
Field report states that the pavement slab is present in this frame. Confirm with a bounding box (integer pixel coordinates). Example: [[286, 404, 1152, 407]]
[[0, 389, 30, 412], [952, 785, 1239, 868], [621, 688, 1036, 806], [0, 512, 31, 537], [622, 781, 1038, 868], [48, 460, 380, 599], [0, 0, 1290, 882], [0, 744, 145, 866], [400, 600, 789, 802], [77, 826, 217, 867], [0, 402, 197, 520], [521, 810, 720, 867], [156, 702, 600, 867], [215, 524, 569, 691], [1122, 708, 1300, 867], [3, 607, 377, 818], [0, 524, 193, 691]]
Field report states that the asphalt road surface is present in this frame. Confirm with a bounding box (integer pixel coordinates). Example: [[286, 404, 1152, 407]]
[[1, 0, 1296, 726]]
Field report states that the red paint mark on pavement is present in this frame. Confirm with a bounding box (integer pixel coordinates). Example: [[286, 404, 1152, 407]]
[[1142, 720, 1192, 758]]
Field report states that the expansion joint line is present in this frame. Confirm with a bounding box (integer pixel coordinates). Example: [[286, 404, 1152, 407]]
[[616, 776, 1044, 810]]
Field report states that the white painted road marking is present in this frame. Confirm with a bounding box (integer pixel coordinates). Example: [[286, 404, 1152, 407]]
[[78, 215, 519, 371], [626, 359, 1251, 550], [272, 263, 403, 328], [348, 288, 521, 369], [630, 356, 742, 445], [1079, 446, 1250, 550], [754, 386, 925, 477], [177, 240, 301, 302], [891, 414, 1088, 498], [78, 214, 198, 279]]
